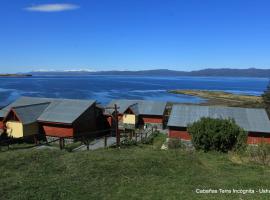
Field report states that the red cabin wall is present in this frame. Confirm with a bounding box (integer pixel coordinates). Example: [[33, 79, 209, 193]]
[[42, 124, 74, 138], [169, 128, 270, 144], [106, 114, 123, 127], [168, 128, 191, 140], [247, 132, 270, 144], [0, 119, 4, 129], [106, 116, 112, 126], [141, 115, 163, 124]]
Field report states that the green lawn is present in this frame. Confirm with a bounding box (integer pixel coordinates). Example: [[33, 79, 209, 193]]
[[1, 140, 270, 199]]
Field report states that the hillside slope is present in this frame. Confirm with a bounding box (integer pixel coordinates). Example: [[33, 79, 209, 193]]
[[0, 147, 269, 200]]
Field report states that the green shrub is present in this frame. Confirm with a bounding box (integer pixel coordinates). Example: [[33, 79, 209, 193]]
[[141, 131, 159, 145], [262, 81, 270, 116], [168, 138, 183, 149], [248, 142, 270, 165], [188, 117, 247, 152]]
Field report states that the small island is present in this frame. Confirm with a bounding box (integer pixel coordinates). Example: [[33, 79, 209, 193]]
[[169, 89, 263, 108], [0, 74, 32, 77]]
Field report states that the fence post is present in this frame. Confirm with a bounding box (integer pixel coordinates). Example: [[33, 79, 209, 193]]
[[140, 131, 143, 141], [104, 135, 107, 147], [145, 130, 148, 139], [59, 138, 62, 150], [135, 131, 137, 142], [129, 132, 132, 140]]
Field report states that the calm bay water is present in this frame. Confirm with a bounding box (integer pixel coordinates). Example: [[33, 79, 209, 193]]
[[0, 75, 268, 107]]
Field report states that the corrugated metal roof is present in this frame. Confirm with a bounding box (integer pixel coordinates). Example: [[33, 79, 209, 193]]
[[167, 104, 270, 133], [0, 97, 96, 124], [12, 103, 50, 125], [0, 96, 51, 118], [105, 99, 167, 116], [38, 99, 95, 124]]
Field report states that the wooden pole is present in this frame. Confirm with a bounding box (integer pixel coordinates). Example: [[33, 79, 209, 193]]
[[59, 138, 62, 150], [62, 138, 65, 149], [104, 135, 107, 147], [115, 104, 120, 147], [86, 139, 89, 150], [33, 135, 38, 145], [135, 131, 137, 142]]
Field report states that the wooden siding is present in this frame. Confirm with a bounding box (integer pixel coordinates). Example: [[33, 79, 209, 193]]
[[168, 128, 270, 144], [168, 128, 191, 140], [41, 104, 98, 138], [23, 123, 39, 137], [141, 115, 163, 124], [6, 121, 24, 138], [247, 132, 270, 144], [123, 114, 137, 125], [73, 104, 97, 136], [106, 116, 112, 126], [106, 114, 123, 127], [43, 124, 74, 138], [0, 119, 4, 129]]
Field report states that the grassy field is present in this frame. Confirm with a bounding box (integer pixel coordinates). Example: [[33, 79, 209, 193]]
[[169, 89, 263, 108], [1, 136, 270, 200]]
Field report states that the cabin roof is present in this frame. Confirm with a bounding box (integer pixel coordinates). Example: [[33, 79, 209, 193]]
[[12, 103, 50, 125], [167, 104, 270, 133], [0, 97, 95, 124], [106, 99, 167, 116], [0, 96, 52, 118], [38, 98, 95, 124]]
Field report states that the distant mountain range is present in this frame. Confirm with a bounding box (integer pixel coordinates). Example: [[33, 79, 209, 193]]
[[30, 68, 270, 78]]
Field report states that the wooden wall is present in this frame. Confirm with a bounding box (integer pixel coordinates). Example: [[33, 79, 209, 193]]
[[247, 132, 270, 144], [41, 104, 99, 138], [168, 127, 191, 140], [168, 127, 270, 144], [73, 104, 97, 135], [140, 115, 163, 124], [42, 123, 74, 138], [0, 118, 4, 129]]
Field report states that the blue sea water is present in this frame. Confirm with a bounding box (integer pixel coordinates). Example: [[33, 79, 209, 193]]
[[0, 75, 268, 107]]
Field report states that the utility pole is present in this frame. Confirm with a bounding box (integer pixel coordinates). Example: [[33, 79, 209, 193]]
[[105, 104, 120, 147], [114, 104, 120, 147]]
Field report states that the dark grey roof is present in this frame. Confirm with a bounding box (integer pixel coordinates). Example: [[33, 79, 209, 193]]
[[0, 97, 96, 124], [105, 99, 167, 116], [0, 96, 51, 118], [167, 105, 270, 133], [12, 103, 50, 125], [38, 99, 95, 124]]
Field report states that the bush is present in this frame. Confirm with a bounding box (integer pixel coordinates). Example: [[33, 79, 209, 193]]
[[248, 143, 270, 165], [141, 131, 159, 145], [168, 138, 183, 149], [188, 117, 247, 152], [262, 81, 270, 116]]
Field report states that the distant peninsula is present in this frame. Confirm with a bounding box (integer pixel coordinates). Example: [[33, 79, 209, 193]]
[[0, 74, 32, 77], [169, 89, 263, 108], [30, 68, 270, 78]]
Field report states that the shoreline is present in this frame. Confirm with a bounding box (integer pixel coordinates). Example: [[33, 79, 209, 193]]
[[168, 89, 263, 108], [0, 74, 32, 77]]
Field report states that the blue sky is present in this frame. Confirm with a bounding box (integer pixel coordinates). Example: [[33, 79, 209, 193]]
[[0, 0, 270, 73]]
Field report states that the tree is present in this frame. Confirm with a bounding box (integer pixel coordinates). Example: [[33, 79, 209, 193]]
[[187, 117, 247, 152], [262, 81, 270, 116]]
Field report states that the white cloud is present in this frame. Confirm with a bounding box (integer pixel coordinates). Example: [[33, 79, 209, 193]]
[[25, 3, 79, 12]]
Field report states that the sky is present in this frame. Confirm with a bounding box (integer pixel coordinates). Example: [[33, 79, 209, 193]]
[[0, 0, 270, 73]]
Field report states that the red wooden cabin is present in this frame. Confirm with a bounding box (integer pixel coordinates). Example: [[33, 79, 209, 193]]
[[167, 105, 270, 144]]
